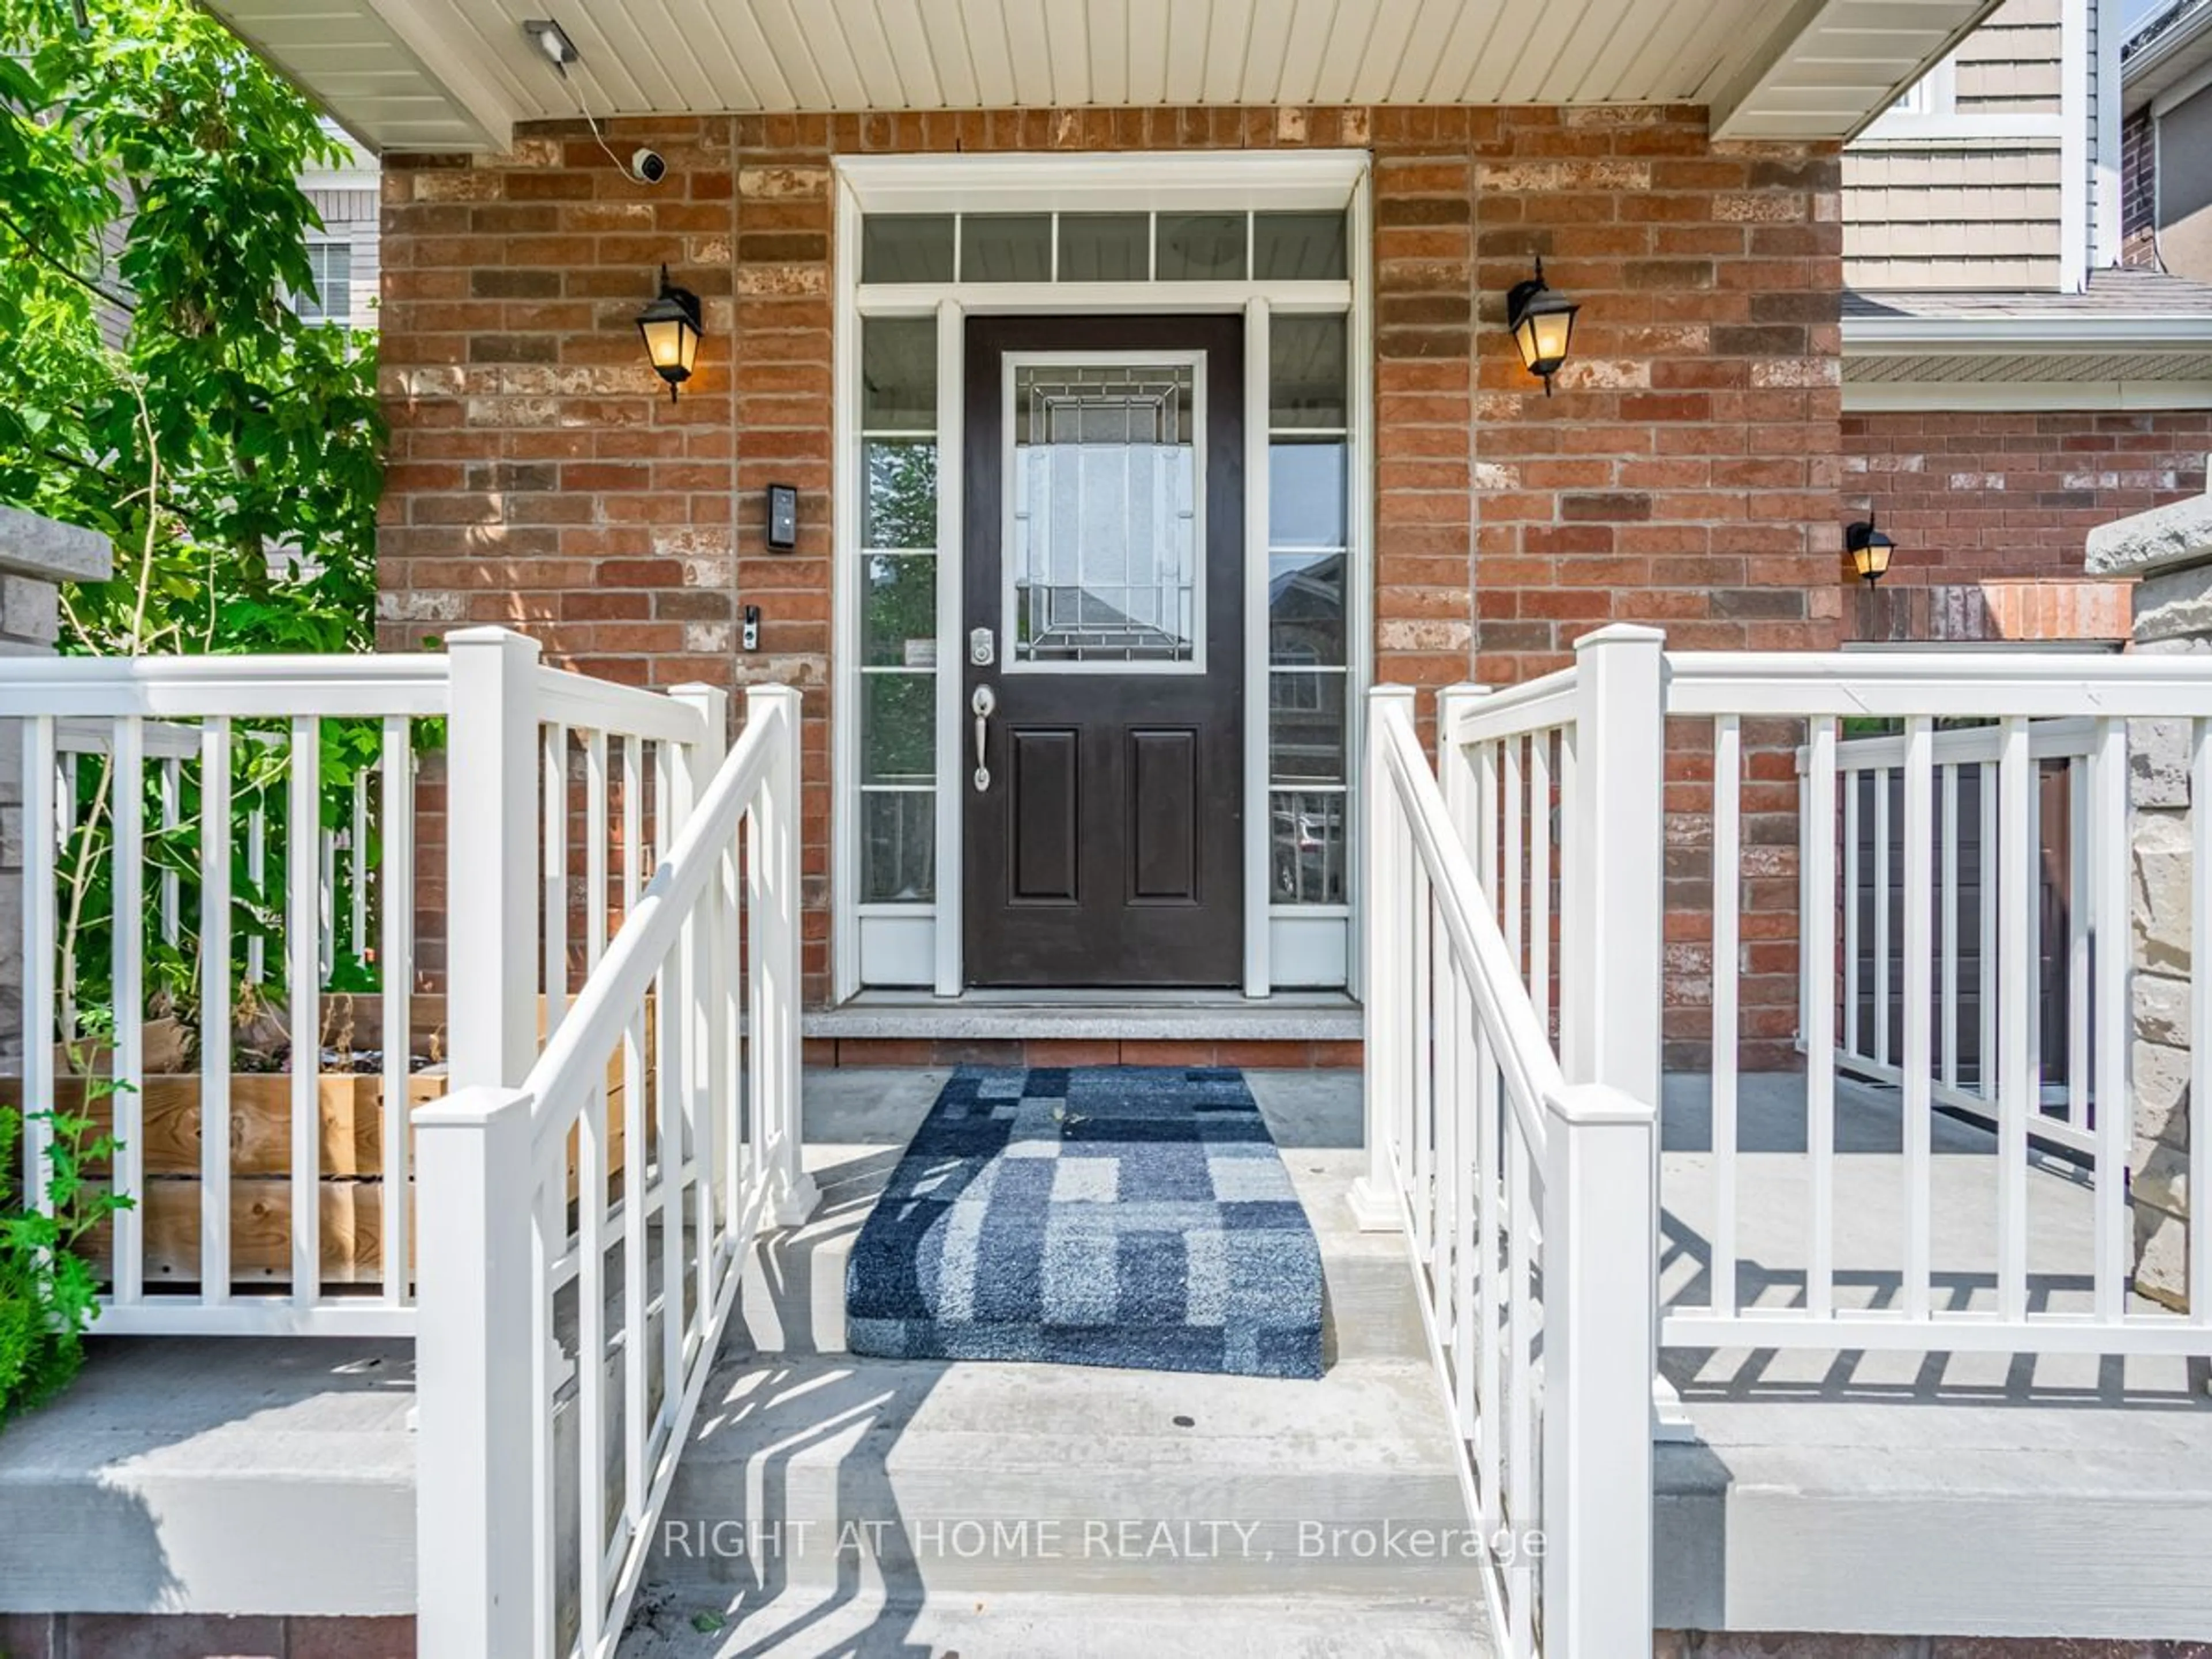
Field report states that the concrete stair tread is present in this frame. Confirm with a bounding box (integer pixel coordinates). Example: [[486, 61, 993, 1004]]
[[683, 1351, 1460, 1480], [619, 1585, 1492, 1657]]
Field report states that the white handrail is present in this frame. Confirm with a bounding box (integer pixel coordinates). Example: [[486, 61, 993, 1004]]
[[414, 681, 810, 1659], [1360, 686, 1654, 1659]]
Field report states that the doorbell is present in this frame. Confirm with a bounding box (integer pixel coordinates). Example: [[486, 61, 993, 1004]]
[[742, 605, 760, 652], [765, 483, 798, 552]]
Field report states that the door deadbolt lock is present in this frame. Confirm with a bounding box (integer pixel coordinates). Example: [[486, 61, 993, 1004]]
[[969, 626, 995, 667], [971, 683, 997, 792]]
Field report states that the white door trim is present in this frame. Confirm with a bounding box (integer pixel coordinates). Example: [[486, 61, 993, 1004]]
[[830, 150, 1373, 1002]]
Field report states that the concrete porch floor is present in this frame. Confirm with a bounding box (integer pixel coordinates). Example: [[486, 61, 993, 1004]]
[[4, 1066, 2210, 1649]]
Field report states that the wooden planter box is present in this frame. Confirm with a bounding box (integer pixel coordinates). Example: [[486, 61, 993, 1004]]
[[3, 997, 650, 1292]]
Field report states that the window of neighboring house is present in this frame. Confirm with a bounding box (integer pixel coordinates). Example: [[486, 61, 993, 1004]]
[[1888, 57, 1957, 119], [292, 240, 353, 323]]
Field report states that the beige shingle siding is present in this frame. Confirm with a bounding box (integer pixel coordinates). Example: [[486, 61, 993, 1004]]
[[1844, 0, 2070, 289], [1954, 0, 2063, 113], [1844, 142, 2065, 289]]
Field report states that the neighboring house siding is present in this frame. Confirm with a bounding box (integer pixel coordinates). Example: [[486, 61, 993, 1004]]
[[1844, 143, 2063, 287], [2157, 85, 2212, 282], [1956, 0, 2065, 112], [1844, 0, 2067, 289]]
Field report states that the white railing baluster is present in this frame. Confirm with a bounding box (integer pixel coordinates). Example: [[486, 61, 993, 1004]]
[[200, 719, 234, 1305], [351, 765, 369, 967], [247, 796, 266, 987], [1504, 1124, 1533, 1659], [1411, 858, 1434, 1262], [160, 755, 181, 948], [319, 825, 335, 985], [2194, 718, 2212, 1328], [622, 734, 649, 1522], [1902, 717, 1933, 1320], [1531, 732, 1551, 1033], [1874, 759, 1891, 1070], [1711, 714, 1740, 1321], [654, 739, 688, 1430], [1941, 761, 1960, 1091], [2092, 718, 2130, 1324], [1355, 688, 1416, 1228], [379, 718, 414, 1308], [543, 722, 569, 1036], [1557, 724, 1579, 1068], [1503, 736, 1522, 975], [1997, 717, 2032, 1324], [22, 717, 55, 1221], [2067, 753, 2090, 1132], [1979, 759, 1998, 1102], [1806, 719, 1838, 1321], [1843, 761, 1860, 1062], [111, 715, 145, 1306], [287, 715, 321, 1308]]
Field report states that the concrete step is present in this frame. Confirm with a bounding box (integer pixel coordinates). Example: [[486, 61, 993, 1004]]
[[646, 1344, 1474, 1600], [669, 1068, 1475, 1605], [618, 1585, 1492, 1657]]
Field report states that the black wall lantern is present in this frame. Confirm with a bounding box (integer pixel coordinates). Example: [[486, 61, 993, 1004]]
[[1846, 514, 1896, 585], [636, 266, 703, 401], [1506, 256, 1580, 396]]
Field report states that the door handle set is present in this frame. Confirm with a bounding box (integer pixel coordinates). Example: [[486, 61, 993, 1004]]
[[971, 683, 997, 793]]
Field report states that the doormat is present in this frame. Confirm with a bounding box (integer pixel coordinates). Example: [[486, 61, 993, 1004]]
[[845, 1066, 1324, 1380]]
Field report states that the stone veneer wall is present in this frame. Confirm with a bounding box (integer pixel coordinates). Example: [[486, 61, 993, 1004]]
[[377, 106, 1846, 1052], [2087, 469, 2212, 1309], [1844, 409, 2212, 584], [0, 506, 113, 1073]]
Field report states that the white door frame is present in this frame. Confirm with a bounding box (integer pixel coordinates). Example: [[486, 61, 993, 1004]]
[[830, 150, 1373, 1002]]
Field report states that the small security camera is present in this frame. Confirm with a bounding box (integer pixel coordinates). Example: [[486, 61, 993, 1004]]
[[631, 147, 668, 185]]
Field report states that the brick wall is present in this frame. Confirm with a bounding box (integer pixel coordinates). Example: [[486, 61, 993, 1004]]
[[1844, 410, 2212, 584], [2123, 106, 2158, 268], [378, 106, 1843, 1043]]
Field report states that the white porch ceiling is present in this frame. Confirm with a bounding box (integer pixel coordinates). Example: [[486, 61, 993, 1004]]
[[208, 0, 2006, 154]]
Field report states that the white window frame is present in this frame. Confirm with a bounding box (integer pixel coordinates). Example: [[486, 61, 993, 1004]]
[[294, 236, 354, 324], [1860, 54, 2067, 143], [830, 150, 1373, 1003]]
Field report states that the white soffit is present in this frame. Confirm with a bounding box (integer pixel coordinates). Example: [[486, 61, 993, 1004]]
[[204, 0, 2008, 155]]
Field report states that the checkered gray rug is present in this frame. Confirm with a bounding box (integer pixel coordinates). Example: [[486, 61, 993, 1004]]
[[844, 1066, 1324, 1380]]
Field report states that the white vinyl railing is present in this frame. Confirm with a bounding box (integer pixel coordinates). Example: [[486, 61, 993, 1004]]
[[1668, 650, 2212, 1354], [1817, 717, 2100, 1153], [1359, 685, 1654, 1659], [414, 682, 809, 1659], [1434, 631, 2212, 1363], [6, 627, 716, 1334]]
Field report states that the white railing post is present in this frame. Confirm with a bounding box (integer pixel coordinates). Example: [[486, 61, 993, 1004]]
[[446, 628, 543, 1088], [1351, 685, 1419, 1230], [746, 684, 817, 1224], [671, 684, 730, 1255], [1565, 624, 1666, 1103], [1542, 1082, 1658, 1659], [1434, 683, 1489, 854], [413, 1085, 536, 1659]]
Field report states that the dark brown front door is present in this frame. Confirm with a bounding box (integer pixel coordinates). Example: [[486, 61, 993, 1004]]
[[963, 316, 1244, 988]]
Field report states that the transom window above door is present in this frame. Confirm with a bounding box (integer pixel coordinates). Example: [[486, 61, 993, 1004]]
[[859, 209, 1349, 285]]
